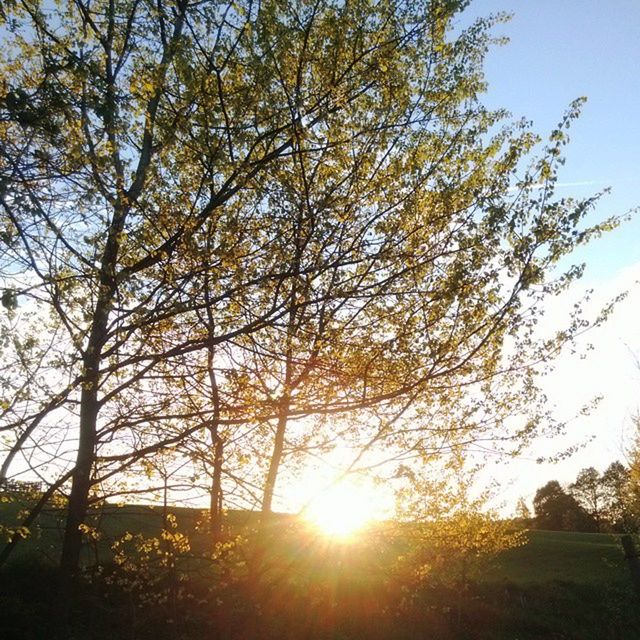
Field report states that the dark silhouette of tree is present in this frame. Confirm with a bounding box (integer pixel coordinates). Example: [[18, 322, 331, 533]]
[[515, 497, 532, 525], [570, 467, 606, 532], [601, 461, 632, 532], [533, 480, 596, 532]]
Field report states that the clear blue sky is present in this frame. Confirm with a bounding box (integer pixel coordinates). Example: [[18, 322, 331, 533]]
[[455, 1, 640, 507], [460, 0, 640, 279]]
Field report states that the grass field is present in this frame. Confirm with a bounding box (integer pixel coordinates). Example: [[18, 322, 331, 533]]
[[0, 498, 634, 585], [486, 529, 631, 585], [2, 499, 639, 639]]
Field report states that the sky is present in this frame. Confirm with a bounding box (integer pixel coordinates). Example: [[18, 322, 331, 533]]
[[457, 0, 640, 508], [268, 1, 640, 516], [461, 0, 640, 275], [4, 0, 638, 519]]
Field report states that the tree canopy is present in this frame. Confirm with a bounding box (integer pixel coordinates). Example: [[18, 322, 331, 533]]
[[0, 0, 621, 586], [530, 461, 639, 533], [533, 480, 595, 532]]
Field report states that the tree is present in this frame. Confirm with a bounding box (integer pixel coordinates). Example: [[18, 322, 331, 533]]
[[395, 453, 525, 620], [2, 0, 354, 580], [625, 416, 640, 529], [533, 480, 595, 532], [570, 467, 606, 531], [515, 497, 532, 523], [601, 461, 632, 532], [0, 0, 622, 592]]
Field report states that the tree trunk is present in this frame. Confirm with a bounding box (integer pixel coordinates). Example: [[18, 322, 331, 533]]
[[205, 327, 224, 543], [60, 203, 123, 581], [261, 396, 290, 514], [57, 336, 103, 632], [209, 432, 224, 543], [59, 339, 103, 578]]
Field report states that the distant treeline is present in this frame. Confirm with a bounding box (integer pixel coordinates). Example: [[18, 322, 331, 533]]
[[522, 461, 640, 533], [0, 479, 43, 494]]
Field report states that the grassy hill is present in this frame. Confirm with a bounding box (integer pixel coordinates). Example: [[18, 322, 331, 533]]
[[487, 529, 632, 586], [0, 498, 632, 583], [1, 499, 639, 639]]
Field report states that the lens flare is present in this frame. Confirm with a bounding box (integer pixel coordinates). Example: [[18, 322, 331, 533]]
[[304, 482, 374, 540]]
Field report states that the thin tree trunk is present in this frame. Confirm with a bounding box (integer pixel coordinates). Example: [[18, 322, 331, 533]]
[[209, 432, 224, 542], [205, 331, 224, 542], [60, 199, 124, 580], [261, 395, 290, 514], [260, 193, 304, 514], [204, 248, 225, 544], [59, 340, 103, 577]]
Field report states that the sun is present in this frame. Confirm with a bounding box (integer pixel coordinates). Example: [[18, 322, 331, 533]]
[[303, 481, 376, 541]]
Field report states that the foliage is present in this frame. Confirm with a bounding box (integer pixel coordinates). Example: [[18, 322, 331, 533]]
[[533, 480, 596, 532], [1, 519, 637, 640], [514, 496, 532, 522], [601, 461, 633, 531], [626, 414, 640, 528], [532, 461, 639, 534], [109, 516, 190, 606], [0, 0, 625, 592], [570, 466, 607, 530], [102, 512, 249, 638], [394, 454, 525, 613]]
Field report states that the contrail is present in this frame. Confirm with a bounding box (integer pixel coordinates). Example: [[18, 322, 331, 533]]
[[553, 180, 608, 188], [508, 179, 608, 193], [508, 177, 640, 193]]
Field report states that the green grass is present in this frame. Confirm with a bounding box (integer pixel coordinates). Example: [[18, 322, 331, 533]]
[[2, 499, 639, 639], [486, 529, 631, 585], [0, 497, 634, 587]]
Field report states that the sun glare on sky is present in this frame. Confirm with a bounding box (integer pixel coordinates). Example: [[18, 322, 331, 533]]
[[303, 481, 378, 541]]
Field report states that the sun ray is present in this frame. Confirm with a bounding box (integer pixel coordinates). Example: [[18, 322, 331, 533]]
[[303, 482, 376, 541]]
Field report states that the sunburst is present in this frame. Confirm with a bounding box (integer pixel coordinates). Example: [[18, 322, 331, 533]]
[[303, 481, 376, 541]]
